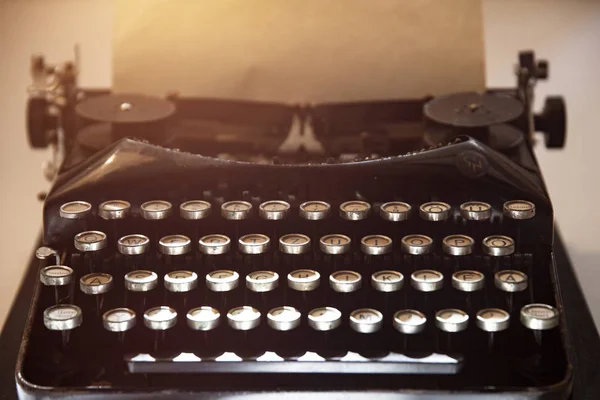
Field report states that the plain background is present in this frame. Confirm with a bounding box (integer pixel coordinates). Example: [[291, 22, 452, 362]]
[[0, 0, 599, 331]]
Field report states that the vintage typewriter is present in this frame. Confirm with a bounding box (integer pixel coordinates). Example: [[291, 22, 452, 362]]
[[16, 51, 572, 398]]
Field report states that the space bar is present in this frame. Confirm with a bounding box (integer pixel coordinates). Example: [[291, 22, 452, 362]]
[[126, 351, 463, 374]]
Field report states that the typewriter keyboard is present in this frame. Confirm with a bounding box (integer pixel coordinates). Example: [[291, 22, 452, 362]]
[[25, 197, 567, 392]]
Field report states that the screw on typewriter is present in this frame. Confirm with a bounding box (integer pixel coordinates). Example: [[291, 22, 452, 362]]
[[36, 246, 74, 304]]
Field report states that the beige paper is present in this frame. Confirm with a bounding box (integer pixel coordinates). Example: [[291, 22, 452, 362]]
[[114, 0, 484, 103]]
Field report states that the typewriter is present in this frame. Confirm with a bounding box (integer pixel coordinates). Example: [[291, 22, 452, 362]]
[[16, 51, 573, 398]]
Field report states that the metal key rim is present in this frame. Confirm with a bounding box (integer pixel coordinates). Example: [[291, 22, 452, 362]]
[[459, 201, 492, 221], [379, 201, 412, 222], [118, 234, 150, 255], [349, 308, 383, 333], [267, 306, 302, 331], [43, 304, 83, 331], [288, 269, 320, 291], [476, 308, 510, 332], [259, 200, 291, 220], [102, 308, 136, 332], [40, 265, 73, 286], [180, 200, 212, 220], [435, 309, 469, 332], [299, 201, 331, 220], [186, 306, 221, 331], [198, 234, 231, 255], [140, 200, 173, 220], [520, 303, 559, 330], [74, 231, 107, 252], [393, 309, 427, 334], [59, 201, 92, 219], [98, 200, 131, 220], [124, 270, 158, 292], [143, 306, 178, 330]]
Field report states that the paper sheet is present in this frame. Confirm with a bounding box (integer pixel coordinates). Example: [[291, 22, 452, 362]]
[[114, 0, 484, 103]]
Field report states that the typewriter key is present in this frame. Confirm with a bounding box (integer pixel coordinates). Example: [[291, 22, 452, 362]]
[[259, 200, 291, 220], [299, 200, 331, 220], [379, 201, 411, 222], [144, 306, 177, 330], [80, 273, 114, 295], [246, 271, 279, 292], [503, 200, 536, 220], [98, 200, 131, 220], [452, 270, 485, 292], [221, 200, 252, 220], [164, 270, 198, 292], [349, 308, 383, 333], [199, 234, 231, 255], [187, 306, 220, 331], [393, 310, 427, 334], [482, 235, 515, 257], [59, 201, 92, 219], [360, 235, 392, 255], [520, 303, 559, 330], [339, 200, 371, 221], [180, 200, 212, 220], [74, 231, 107, 252], [206, 270, 240, 292], [40, 265, 73, 286], [476, 308, 510, 332], [371, 270, 404, 292], [442, 235, 475, 256], [435, 309, 469, 332], [319, 234, 351, 255], [118, 234, 150, 255], [288, 269, 321, 291], [308, 307, 342, 331], [227, 306, 261, 330], [329, 270, 362, 293], [419, 201, 451, 222], [103, 308, 136, 332], [494, 270, 528, 292], [141, 200, 172, 220], [400, 234, 433, 255], [460, 201, 492, 221], [411, 270, 444, 292], [238, 234, 270, 254], [279, 233, 311, 254], [267, 306, 301, 331], [124, 270, 158, 292], [43, 304, 82, 331], [36, 246, 60, 265], [159, 235, 192, 256]]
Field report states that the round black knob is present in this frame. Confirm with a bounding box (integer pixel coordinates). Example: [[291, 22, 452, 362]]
[[26, 97, 55, 148], [535, 96, 567, 149]]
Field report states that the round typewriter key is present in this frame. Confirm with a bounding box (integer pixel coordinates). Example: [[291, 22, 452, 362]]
[[60, 201, 92, 219], [118, 234, 150, 255], [308, 307, 342, 331], [103, 308, 136, 332], [74, 231, 107, 252], [125, 270, 158, 292], [339, 200, 371, 221], [460, 201, 492, 221], [199, 234, 231, 255], [393, 310, 427, 334], [503, 200, 536, 220], [380, 201, 411, 222], [435, 309, 469, 332], [360, 235, 392, 255], [319, 234, 351, 255], [221, 200, 252, 220], [419, 201, 451, 222], [144, 306, 177, 330], [164, 270, 198, 293], [452, 270, 484, 292], [371, 270, 404, 292], [400, 234, 433, 255], [238, 234, 270, 254], [349, 308, 383, 333], [299, 200, 331, 220], [267, 306, 301, 331], [329, 270, 362, 293], [476, 308, 510, 332], [279, 233, 311, 254], [227, 306, 261, 330], [187, 306, 220, 331], [288, 269, 321, 291], [43, 304, 82, 331], [483, 235, 515, 257], [80, 272, 113, 295], [246, 270, 279, 292], [180, 200, 212, 220], [40, 265, 73, 286], [411, 270, 444, 292], [259, 200, 291, 220], [159, 234, 191, 256], [206, 270, 240, 292], [520, 303, 559, 330], [141, 200, 172, 220], [442, 234, 475, 256], [98, 200, 131, 220], [494, 270, 528, 292]]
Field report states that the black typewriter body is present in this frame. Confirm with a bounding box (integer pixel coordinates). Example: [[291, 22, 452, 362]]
[[16, 51, 575, 399]]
